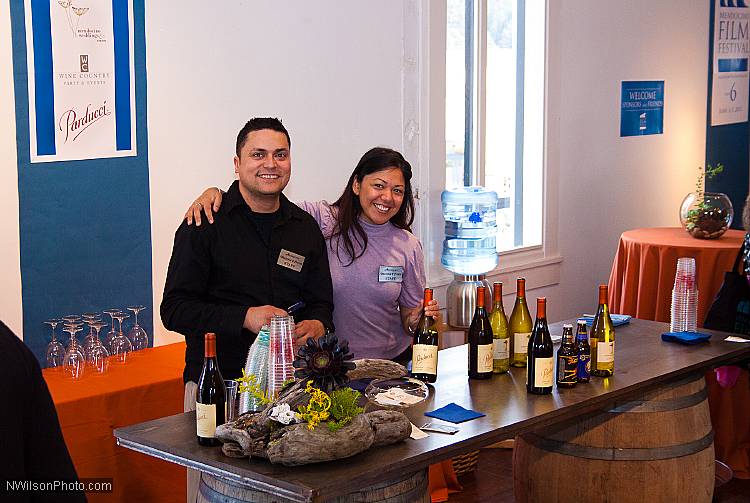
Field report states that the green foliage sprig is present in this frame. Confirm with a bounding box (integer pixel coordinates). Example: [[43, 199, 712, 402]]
[[327, 388, 365, 432], [234, 369, 271, 406], [686, 163, 724, 230]]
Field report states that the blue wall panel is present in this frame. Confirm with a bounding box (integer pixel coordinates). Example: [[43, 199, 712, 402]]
[[9, 0, 152, 364]]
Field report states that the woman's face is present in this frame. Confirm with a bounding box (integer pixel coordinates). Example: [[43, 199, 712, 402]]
[[352, 167, 406, 225]]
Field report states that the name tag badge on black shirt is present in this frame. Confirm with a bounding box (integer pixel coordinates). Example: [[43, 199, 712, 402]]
[[278, 249, 305, 272], [379, 265, 404, 283]]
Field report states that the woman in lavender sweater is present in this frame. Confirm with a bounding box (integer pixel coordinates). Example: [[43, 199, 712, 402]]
[[185, 147, 439, 363]]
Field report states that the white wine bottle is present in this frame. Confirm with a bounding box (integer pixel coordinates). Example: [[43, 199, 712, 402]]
[[590, 285, 615, 377], [489, 282, 510, 373], [509, 278, 533, 367]]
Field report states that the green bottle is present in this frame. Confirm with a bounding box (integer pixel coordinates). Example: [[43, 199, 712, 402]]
[[509, 278, 533, 367], [489, 282, 510, 373]]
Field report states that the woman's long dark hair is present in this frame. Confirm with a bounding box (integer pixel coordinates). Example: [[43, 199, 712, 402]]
[[330, 147, 415, 266]]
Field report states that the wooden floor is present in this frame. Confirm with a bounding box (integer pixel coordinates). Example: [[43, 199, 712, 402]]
[[449, 448, 750, 503]]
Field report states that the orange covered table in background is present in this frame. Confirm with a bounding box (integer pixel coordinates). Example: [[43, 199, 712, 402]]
[[607, 227, 745, 325], [44, 342, 187, 502], [607, 227, 750, 479]]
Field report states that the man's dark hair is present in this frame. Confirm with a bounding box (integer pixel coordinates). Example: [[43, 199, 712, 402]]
[[235, 117, 291, 157]]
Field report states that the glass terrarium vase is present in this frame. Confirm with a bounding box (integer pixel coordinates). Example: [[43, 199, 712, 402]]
[[679, 192, 733, 239]]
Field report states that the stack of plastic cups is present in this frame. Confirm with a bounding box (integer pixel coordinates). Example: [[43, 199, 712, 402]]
[[267, 315, 296, 400], [239, 326, 270, 414], [670, 257, 698, 333]]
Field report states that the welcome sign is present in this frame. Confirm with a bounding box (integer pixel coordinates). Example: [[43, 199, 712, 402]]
[[24, 0, 136, 162]]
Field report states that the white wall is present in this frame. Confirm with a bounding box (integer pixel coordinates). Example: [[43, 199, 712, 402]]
[[0, 2, 22, 336], [549, 0, 709, 320], [147, 1, 408, 345], [0, 0, 712, 342]]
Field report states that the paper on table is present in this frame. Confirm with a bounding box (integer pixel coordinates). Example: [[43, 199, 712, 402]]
[[373, 388, 424, 407], [410, 423, 429, 439], [724, 336, 750, 343]]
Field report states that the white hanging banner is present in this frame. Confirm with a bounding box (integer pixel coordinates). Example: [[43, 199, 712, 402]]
[[24, 0, 136, 163], [711, 0, 750, 126]]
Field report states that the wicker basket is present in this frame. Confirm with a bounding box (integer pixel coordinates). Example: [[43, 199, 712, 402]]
[[451, 450, 480, 476]]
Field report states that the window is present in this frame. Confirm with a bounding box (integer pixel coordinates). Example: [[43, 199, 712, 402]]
[[445, 0, 545, 253]]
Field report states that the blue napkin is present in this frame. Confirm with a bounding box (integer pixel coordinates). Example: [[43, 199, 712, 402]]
[[661, 331, 712, 345], [424, 403, 485, 424], [580, 314, 631, 327]]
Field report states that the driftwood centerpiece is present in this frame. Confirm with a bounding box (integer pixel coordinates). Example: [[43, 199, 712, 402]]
[[216, 335, 411, 466]]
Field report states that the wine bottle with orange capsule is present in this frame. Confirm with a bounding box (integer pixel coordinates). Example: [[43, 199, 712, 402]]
[[468, 286, 494, 379]]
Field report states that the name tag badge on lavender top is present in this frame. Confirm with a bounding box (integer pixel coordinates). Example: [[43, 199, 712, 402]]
[[379, 266, 404, 283]]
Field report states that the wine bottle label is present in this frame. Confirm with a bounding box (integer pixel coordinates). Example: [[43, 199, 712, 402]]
[[534, 357, 554, 387], [477, 344, 494, 373], [412, 344, 438, 374], [493, 338, 509, 359], [196, 402, 217, 438], [557, 355, 578, 383], [597, 341, 615, 366], [514, 332, 531, 355], [578, 353, 591, 379]]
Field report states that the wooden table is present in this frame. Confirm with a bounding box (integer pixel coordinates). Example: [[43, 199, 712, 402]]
[[46, 342, 187, 502], [607, 227, 744, 326], [114, 319, 750, 502]]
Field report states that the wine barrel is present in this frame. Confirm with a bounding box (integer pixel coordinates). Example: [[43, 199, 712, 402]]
[[197, 468, 429, 503], [513, 375, 714, 502]]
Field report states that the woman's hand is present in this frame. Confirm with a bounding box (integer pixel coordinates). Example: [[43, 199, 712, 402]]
[[184, 187, 223, 226], [401, 299, 441, 334]]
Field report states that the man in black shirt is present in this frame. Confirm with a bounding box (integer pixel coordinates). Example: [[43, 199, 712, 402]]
[[161, 116, 334, 384]]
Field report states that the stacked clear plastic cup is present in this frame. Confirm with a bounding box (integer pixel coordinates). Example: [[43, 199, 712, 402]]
[[239, 326, 270, 414], [670, 257, 698, 333], [267, 315, 296, 400]]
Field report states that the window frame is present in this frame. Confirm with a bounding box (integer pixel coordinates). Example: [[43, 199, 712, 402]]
[[402, 0, 561, 291]]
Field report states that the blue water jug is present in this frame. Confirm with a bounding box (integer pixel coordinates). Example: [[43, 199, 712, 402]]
[[440, 187, 498, 275]]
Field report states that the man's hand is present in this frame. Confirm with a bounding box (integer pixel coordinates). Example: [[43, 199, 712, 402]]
[[294, 320, 325, 346], [185, 187, 223, 226], [243, 305, 287, 334]]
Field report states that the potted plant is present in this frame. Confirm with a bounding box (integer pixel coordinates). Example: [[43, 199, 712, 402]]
[[679, 163, 734, 239]]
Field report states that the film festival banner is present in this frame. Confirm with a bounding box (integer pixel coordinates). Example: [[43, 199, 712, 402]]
[[24, 0, 136, 162], [712, 0, 750, 126]]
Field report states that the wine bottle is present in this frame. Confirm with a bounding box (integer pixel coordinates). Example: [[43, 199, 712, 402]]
[[526, 297, 554, 394], [556, 324, 578, 388], [575, 319, 591, 383], [509, 277, 533, 367], [468, 286, 494, 379], [489, 282, 510, 373], [196, 333, 227, 446], [411, 288, 439, 383], [590, 284, 615, 377]]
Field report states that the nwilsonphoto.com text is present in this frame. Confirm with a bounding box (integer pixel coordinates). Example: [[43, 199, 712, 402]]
[[3, 478, 113, 493]]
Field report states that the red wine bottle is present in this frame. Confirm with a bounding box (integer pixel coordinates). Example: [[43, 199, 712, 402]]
[[196, 333, 227, 446], [468, 286, 494, 379], [411, 288, 439, 383], [526, 297, 554, 394]]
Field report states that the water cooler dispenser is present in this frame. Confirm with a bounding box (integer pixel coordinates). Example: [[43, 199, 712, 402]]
[[441, 187, 499, 328]]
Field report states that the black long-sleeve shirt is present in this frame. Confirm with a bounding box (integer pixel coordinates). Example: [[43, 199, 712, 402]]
[[161, 181, 334, 383], [0, 321, 86, 503]]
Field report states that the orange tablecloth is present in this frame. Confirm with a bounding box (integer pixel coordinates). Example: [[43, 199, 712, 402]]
[[607, 227, 750, 479], [44, 342, 187, 502], [607, 227, 745, 325]]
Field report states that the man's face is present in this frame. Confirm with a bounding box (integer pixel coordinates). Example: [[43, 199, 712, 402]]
[[234, 129, 291, 201]]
